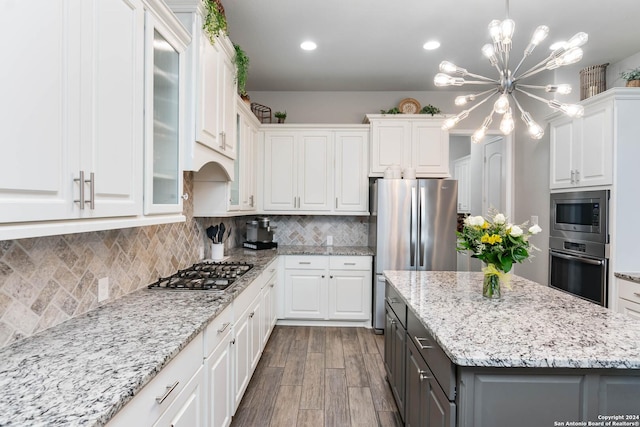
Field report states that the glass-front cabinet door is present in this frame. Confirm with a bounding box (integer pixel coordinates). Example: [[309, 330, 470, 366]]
[[143, 8, 188, 215]]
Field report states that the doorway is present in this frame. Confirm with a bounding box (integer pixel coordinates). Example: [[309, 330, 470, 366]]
[[450, 131, 514, 271]]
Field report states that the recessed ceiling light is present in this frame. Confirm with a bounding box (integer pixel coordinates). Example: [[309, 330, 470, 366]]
[[423, 41, 441, 50], [300, 41, 317, 51]]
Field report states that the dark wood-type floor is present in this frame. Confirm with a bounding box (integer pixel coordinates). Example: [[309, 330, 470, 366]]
[[230, 326, 402, 427]]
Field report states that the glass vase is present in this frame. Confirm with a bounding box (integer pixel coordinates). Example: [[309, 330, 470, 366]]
[[482, 266, 502, 299]]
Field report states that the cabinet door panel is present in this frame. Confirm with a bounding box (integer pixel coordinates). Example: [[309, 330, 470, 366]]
[[196, 38, 221, 150], [335, 131, 368, 212], [234, 312, 251, 409], [299, 133, 332, 211], [329, 271, 371, 320], [412, 122, 449, 176], [153, 367, 204, 427], [0, 0, 79, 222], [578, 103, 613, 187], [263, 134, 297, 210], [549, 117, 577, 189], [371, 121, 411, 174], [284, 270, 326, 319], [88, 0, 143, 217], [207, 338, 232, 427]]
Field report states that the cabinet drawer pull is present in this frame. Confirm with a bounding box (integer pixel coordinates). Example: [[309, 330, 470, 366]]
[[74, 171, 85, 209], [249, 311, 255, 318], [335, 197, 338, 208], [217, 322, 231, 334], [419, 370, 430, 381], [385, 297, 399, 305], [634, 292, 640, 298], [156, 381, 179, 404], [270, 282, 275, 288], [231, 338, 236, 345], [390, 319, 396, 325], [299, 262, 311, 265], [414, 336, 433, 350], [86, 172, 95, 210], [344, 262, 356, 266]]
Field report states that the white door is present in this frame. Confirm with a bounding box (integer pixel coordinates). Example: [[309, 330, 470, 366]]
[[483, 136, 506, 215], [153, 367, 204, 427], [84, 0, 143, 218], [284, 270, 327, 319], [328, 270, 371, 320], [263, 132, 297, 211], [335, 131, 369, 212], [412, 120, 449, 176], [298, 132, 333, 211]]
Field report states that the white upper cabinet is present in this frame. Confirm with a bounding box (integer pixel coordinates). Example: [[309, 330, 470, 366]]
[[0, 0, 144, 230], [143, 4, 189, 215], [167, 1, 237, 174], [549, 94, 614, 189], [367, 115, 450, 177], [261, 125, 369, 215]]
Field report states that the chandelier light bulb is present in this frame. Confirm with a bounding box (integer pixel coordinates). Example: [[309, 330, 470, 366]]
[[500, 109, 515, 135], [494, 94, 510, 114], [545, 84, 572, 94], [489, 20, 502, 43], [472, 128, 486, 144], [530, 25, 549, 46], [442, 110, 470, 130], [501, 19, 515, 43], [522, 112, 544, 139], [566, 32, 589, 49], [546, 47, 583, 69], [439, 61, 467, 75], [548, 100, 584, 118], [454, 94, 476, 106], [434, 73, 464, 87]]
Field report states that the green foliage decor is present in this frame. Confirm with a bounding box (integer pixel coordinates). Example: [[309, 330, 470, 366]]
[[203, 0, 227, 44], [420, 104, 441, 115], [621, 67, 640, 81], [457, 211, 542, 274], [274, 111, 287, 119], [234, 44, 250, 96]]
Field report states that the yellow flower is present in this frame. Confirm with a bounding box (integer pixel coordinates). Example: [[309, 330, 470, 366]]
[[482, 221, 490, 229], [481, 233, 502, 245]]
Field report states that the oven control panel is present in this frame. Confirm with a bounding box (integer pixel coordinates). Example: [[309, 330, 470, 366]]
[[564, 241, 586, 252]]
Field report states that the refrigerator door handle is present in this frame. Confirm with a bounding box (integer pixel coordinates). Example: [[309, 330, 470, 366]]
[[419, 186, 426, 267], [410, 186, 417, 267]]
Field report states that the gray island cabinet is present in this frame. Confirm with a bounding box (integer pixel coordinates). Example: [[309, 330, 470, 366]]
[[383, 271, 640, 427]]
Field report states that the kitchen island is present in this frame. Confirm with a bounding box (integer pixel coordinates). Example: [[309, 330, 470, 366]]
[[384, 270, 640, 427]]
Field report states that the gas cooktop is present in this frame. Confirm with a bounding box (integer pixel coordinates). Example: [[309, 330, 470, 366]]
[[147, 261, 253, 291]]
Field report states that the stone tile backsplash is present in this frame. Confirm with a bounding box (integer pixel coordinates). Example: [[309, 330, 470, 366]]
[[268, 215, 369, 246], [0, 175, 369, 348]]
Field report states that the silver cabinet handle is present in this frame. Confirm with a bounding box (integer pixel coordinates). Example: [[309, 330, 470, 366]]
[[414, 336, 433, 350], [269, 282, 275, 288], [570, 170, 575, 184], [390, 319, 396, 325], [250, 195, 254, 207], [335, 197, 338, 208], [230, 338, 236, 345], [344, 262, 356, 266], [419, 370, 430, 381], [74, 170, 85, 209], [219, 132, 225, 150], [633, 292, 640, 298], [217, 322, 231, 334], [86, 172, 95, 210], [575, 169, 580, 183], [156, 381, 179, 404], [299, 262, 311, 265], [385, 297, 398, 305]]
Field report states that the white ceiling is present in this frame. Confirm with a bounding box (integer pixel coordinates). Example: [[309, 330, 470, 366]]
[[223, 0, 640, 92]]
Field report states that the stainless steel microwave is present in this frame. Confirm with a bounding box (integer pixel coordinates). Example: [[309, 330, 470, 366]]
[[549, 190, 609, 245]]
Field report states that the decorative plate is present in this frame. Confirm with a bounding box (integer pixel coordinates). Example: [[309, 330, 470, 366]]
[[398, 98, 421, 114]]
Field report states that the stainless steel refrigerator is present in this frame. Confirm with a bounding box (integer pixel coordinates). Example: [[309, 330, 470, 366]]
[[369, 178, 458, 332]]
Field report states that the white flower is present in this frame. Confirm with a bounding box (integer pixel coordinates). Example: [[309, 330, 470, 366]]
[[493, 213, 506, 224], [509, 225, 523, 237], [468, 216, 485, 227], [529, 224, 542, 235]]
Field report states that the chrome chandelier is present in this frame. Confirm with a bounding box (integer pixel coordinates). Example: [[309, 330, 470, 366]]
[[434, 1, 588, 143]]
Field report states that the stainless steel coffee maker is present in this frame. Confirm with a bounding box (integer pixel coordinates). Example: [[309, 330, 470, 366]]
[[246, 217, 275, 243]]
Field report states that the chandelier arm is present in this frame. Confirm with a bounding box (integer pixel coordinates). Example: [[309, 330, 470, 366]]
[[465, 72, 499, 83], [514, 50, 561, 80], [510, 93, 527, 119], [517, 84, 548, 91], [463, 81, 501, 86], [464, 89, 500, 115], [512, 55, 529, 77], [514, 87, 551, 104]]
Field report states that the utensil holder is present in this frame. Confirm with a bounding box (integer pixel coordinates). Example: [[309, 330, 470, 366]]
[[211, 243, 224, 260]]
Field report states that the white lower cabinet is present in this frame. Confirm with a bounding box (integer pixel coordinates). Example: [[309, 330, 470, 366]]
[[617, 277, 640, 321], [107, 332, 204, 427], [283, 255, 372, 322], [109, 258, 280, 427]]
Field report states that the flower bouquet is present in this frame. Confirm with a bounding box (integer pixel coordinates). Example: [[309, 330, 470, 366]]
[[457, 211, 542, 298]]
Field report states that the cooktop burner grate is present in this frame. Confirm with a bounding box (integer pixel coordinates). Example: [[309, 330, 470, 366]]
[[147, 261, 253, 291]]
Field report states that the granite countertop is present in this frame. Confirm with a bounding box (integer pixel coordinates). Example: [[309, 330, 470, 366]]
[[276, 245, 374, 256], [615, 272, 640, 284], [0, 249, 278, 427], [384, 270, 640, 369]]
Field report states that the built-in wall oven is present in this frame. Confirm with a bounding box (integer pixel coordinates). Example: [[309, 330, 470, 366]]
[[549, 190, 609, 306]]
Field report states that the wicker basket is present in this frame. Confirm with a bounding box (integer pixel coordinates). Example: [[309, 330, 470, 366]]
[[580, 63, 609, 100]]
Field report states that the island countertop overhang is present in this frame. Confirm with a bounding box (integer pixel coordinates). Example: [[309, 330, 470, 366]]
[[383, 270, 640, 369]]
